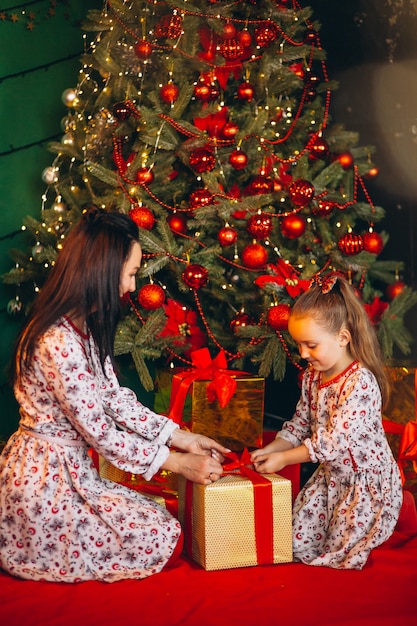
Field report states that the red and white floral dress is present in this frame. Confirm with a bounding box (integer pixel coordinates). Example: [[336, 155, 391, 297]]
[[278, 361, 402, 569], [0, 317, 181, 582]]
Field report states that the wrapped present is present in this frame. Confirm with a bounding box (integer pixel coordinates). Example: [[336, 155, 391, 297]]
[[155, 348, 265, 452], [178, 450, 292, 571], [383, 365, 417, 501]]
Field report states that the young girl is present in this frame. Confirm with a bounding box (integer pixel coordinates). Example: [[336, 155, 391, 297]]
[[251, 274, 402, 570], [0, 208, 228, 583]]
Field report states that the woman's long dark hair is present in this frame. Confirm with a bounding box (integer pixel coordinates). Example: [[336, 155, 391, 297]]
[[12, 208, 140, 384]]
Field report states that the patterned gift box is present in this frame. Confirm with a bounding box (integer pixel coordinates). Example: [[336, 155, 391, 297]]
[[383, 365, 417, 501], [155, 364, 265, 452], [178, 467, 292, 571]]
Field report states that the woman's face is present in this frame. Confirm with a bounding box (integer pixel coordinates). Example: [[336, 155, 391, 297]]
[[119, 241, 142, 298]]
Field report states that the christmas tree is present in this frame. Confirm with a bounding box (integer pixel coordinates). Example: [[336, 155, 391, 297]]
[[3, 0, 417, 391]]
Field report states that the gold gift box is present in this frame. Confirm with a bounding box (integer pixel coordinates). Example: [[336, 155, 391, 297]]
[[155, 368, 265, 452], [178, 473, 293, 571]]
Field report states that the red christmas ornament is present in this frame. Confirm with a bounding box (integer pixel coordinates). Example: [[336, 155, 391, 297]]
[[222, 121, 239, 139], [338, 233, 364, 256], [281, 214, 306, 239], [134, 40, 153, 59], [309, 137, 329, 161], [218, 38, 245, 60], [222, 22, 237, 39], [289, 179, 315, 206], [267, 304, 291, 331], [189, 147, 216, 173], [112, 101, 131, 121], [246, 175, 274, 195], [136, 167, 154, 185], [229, 149, 248, 170], [160, 83, 179, 104], [237, 82, 255, 101], [167, 213, 187, 234], [230, 312, 252, 332], [336, 152, 354, 170], [363, 231, 384, 255], [218, 226, 237, 246], [154, 13, 183, 39], [194, 83, 219, 102], [182, 264, 209, 289], [128, 206, 155, 230], [238, 30, 252, 47], [312, 199, 335, 218], [254, 21, 278, 47], [246, 213, 273, 240], [241, 243, 268, 269], [189, 189, 214, 208], [138, 283, 165, 310], [386, 280, 406, 301]]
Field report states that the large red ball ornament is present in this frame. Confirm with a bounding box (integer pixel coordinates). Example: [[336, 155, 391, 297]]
[[182, 264, 209, 289], [189, 147, 216, 173], [246, 213, 273, 240], [167, 213, 187, 234], [237, 82, 255, 101], [241, 243, 268, 269], [136, 167, 154, 185], [338, 233, 364, 256], [267, 304, 291, 331], [134, 40, 153, 59], [218, 226, 237, 246], [289, 179, 315, 206], [129, 206, 155, 230], [229, 149, 248, 170], [254, 22, 278, 47], [160, 83, 179, 104], [281, 214, 306, 239], [386, 280, 406, 301], [336, 152, 354, 170], [138, 284, 165, 310], [189, 189, 214, 208], [363, 231, 384, 255]]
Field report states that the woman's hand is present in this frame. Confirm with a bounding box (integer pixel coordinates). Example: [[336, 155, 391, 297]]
[[162, 451, 224, 485], [171, 429, 230, 463]]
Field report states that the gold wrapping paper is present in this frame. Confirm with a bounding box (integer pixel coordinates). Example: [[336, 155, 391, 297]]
[[178, 473, 293, 571], [98, 456, 178, 492], [155, 368, 265, 452]]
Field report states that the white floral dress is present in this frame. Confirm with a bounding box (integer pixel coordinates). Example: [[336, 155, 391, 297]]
[[0, 317, 181, 583], [278, 361, 402, 570]]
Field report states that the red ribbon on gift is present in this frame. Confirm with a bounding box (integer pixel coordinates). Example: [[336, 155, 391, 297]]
[[383, 370, 417, 484], [167, 347, 238, 424], [184, 449, 274, 566]]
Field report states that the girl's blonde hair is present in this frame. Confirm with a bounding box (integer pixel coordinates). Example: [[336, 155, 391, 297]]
[[290, 275, 390, 407]]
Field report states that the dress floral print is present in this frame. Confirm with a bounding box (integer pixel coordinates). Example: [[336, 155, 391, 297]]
[[0, 317, 181, 582], [278, 361, 402, 570]]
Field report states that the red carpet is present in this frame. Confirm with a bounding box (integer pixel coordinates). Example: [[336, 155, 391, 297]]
[[1, 488, 416, 626]]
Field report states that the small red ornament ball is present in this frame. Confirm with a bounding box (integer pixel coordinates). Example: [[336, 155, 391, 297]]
[[238, 30, 252, 47], [246, 213, 273, 240], [267, 304, 291, 331], [218, 38, 245, 60], [289, 179, 315, 206], [363, 231, 384, 255], [241, 243, 268, 269], [386, 280, 406, 301], [167, 213, 187, 234], [194, 83, 219, 102], [309, 137, 329, 161], [338, 233, 364, 256], [281, 214, 306, 239], [134, 40, 153, 59], [229, 149, 248, 170], [222, 22, 237, 39], [129, 206, 155, 230], [160, 83, 179, 104], [237, 82, 255, 101], [230, 312, 252, 332], [189, 148, 216, 173], [182, 264, 209, 289], [336, 152, 354, 170], [138, 284, 165, 310], [218, 226, 238, 246], [112, 101, 131, 121], [189, 189, 214, 208], [136, 167, 154, 185], [222, 121, 239, 139]]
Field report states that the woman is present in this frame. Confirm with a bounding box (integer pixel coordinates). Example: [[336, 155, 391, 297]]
[[0, 208, 227, 583]]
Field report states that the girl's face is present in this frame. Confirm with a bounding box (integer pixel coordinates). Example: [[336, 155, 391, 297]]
[[119, 241, 142, 298], [288, 314, 352, 382]]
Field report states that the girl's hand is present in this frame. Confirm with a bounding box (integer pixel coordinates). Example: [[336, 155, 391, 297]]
[[251, 451, 287, 474]]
